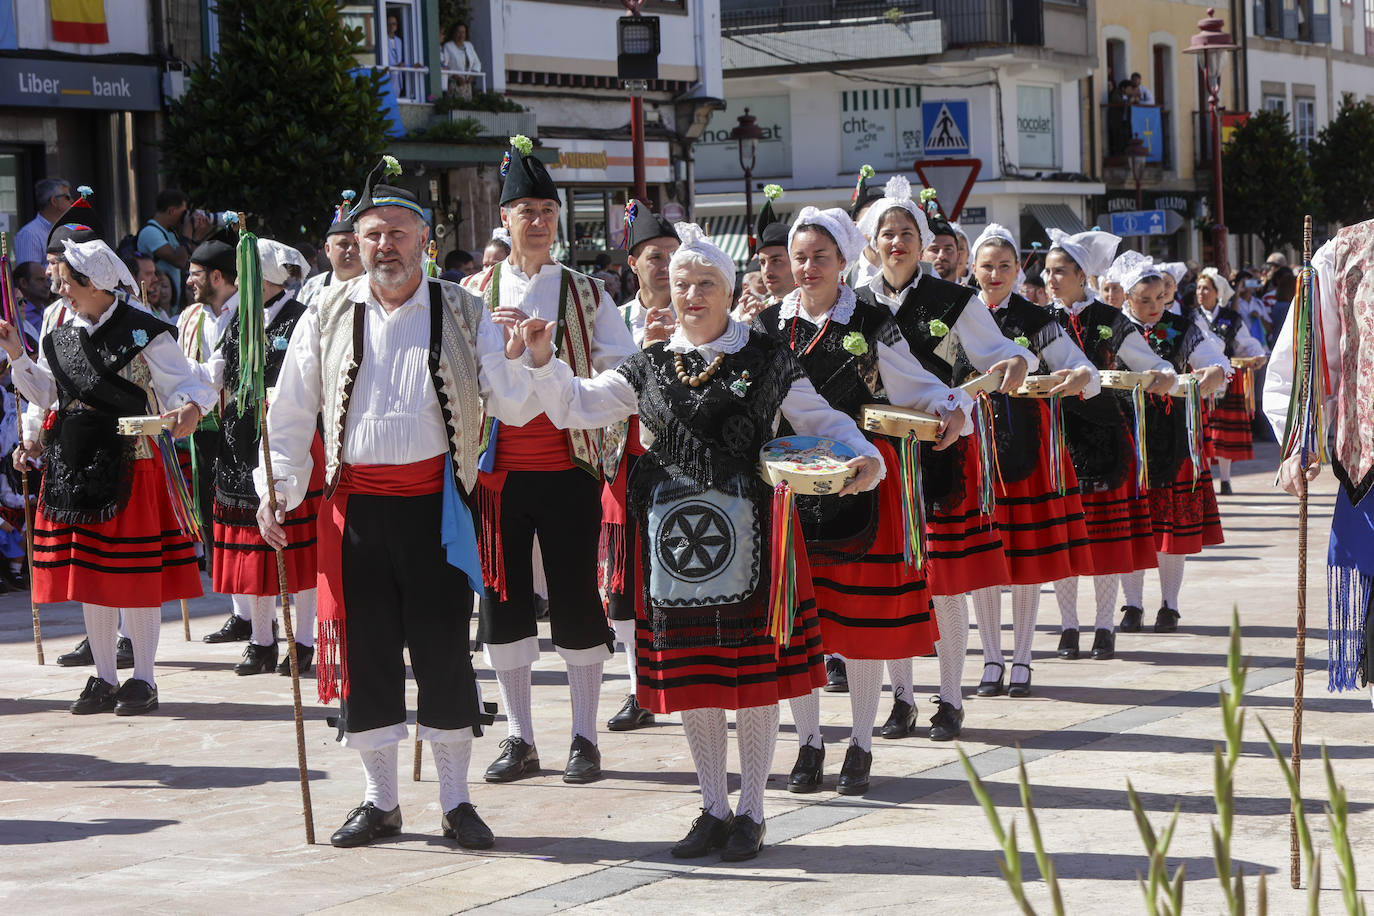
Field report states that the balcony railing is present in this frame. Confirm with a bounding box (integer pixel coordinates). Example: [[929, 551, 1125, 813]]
[[1101, 102, 1173, 172], [720, 0, 1049, 45]]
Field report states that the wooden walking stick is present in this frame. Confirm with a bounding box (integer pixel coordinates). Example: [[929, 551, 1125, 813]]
[[414, 733, 423, 781]]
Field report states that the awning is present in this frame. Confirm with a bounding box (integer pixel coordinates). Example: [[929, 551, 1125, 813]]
[[696, 211, 793, 268], [1025, 204, 1086, 236]]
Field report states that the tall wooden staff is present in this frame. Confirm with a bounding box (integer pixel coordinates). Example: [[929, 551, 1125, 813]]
[[237, 215, 315, 844], [0, 233, 42, 664]]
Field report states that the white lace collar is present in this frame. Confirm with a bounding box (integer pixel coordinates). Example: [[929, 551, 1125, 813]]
[[1054, 296, 1095, 317], [778, 284, 857, 328], [665, 317, 750, 359]]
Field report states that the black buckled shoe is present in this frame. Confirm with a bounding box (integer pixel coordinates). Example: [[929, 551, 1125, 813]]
[[441, 802, 495, 850], [787, 744, 825, 793], [880, 699, 917, 739], [606, 694, 654, 731], [721, 816, 766, 862], [1120, 605, 1145, 633], [116, 637, 134, 669], [1057, 628, 1081, 660], [823, 656, 849, 693], [277, 644, 314, 676], [1090, 628, 1116, 660], [563, 735, 602, 784], [1219, 480, 1233, 496], [203, 613, 252, 644], [1154, 605, 1181, 633], [1007, 664, 1033, 698], [330, 802, 402, 848], [235, 641, 279, 676], [70, 676, 118, 715], [836, 744, 872, 796], [58, 638, 94, 667], [484, 737, 540, 783], [113, 678, 158, 716], [671, 809, 734, 859], [976, 662, 1006, 697], [928, 697, 964, 742]]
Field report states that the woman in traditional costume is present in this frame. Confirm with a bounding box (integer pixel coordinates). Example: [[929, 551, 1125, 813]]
[[1194, 267, 1266, 495]]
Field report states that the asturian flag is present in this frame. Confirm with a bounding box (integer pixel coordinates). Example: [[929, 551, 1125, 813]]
[[51, 0, 109, 44]]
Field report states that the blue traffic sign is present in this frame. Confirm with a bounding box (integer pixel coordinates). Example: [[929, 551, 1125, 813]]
[[1110, 209, 1169, 237], [922, 100, 970, 156]]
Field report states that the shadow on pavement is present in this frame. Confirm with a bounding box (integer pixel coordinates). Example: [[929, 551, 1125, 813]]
[[0, 752, 324, 788], [0, 818, 179, 845]]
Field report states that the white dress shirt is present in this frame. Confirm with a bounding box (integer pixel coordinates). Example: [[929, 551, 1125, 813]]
[[1264, 240, 1339, 439], [498, 261, 637, 372], [621, 293, 676, 348], [987, 295, 1102, 399], [178, 291, 239, 361]]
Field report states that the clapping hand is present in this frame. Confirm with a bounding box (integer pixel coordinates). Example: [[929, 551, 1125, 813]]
[[519, 318, 558, 368]]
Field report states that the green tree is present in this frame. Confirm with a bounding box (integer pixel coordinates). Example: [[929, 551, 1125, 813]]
[[1220, 108, 1315, 252], [1310, 92, 1374, 229], [161, 0, 391, 243]]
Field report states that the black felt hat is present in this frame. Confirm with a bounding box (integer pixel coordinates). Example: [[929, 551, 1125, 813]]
[[847, 166, 883, 221], [46, 185, 101, 254], [922, 192, 955, 241], [624, 200, 679, 254], [349, 157, 424, 221], [327, 189, 357, 236], [753, 185, 787, 254], [190, 239, 237, 279], [499, 135, 558, 206]]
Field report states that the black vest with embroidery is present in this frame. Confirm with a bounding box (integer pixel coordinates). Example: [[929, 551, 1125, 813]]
[[1204, 306, 1243, 357], [40, 301, 174, 523], [214, 295, 308, 521], [1049, 301, 1139, 492], [1136, 311, 1207, 485]]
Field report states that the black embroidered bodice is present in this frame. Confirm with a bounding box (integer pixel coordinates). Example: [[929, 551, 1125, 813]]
[[1203, 306, 1243, 357], [856, 274, 975, 386], [1135, 310, 1208, 484]]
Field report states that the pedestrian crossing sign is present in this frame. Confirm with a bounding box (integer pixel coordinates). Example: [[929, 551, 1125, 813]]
[[921, 100, 970, 156]]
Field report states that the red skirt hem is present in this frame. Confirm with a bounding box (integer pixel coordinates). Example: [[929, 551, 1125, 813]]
[[924, 437, 1009, 597], [1078, 453, 1158, 576], [1208, 384, 1254, 461], [1148, 460, 1225, 555]]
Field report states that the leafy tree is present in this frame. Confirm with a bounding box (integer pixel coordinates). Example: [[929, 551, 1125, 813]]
[[1220, 109, 1315, 252], [1310, 93, 1374, 229], [161, 0, 391, 243]]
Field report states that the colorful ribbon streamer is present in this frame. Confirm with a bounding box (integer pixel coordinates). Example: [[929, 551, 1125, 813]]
[[1182, 376, 1204, 490], [898, 431, 928, 570], [1047, 393, 1067, 497], [235, 225, 265, 409], [1279, 264, 1329, 469], [767, 481, 797, 655], [156, 430, 203, 541], [1130, 383, 1149, 494], [970, 391, 1000, 518]]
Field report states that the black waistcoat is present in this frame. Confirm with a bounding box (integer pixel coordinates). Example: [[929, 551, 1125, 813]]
[[1204, 306, 1243, 357], [1050, 301, 1139, 492], [1135, 310, 1207, 485]]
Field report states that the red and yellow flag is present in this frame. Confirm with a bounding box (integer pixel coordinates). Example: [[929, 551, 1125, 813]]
[[51, 0, 108, 44]]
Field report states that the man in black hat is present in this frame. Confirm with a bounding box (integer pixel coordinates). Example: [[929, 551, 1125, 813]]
[[299, 192, 364, 308], [462, 136, 636, 787], [847, 166, 885, 289], [921, 205, 961, 283], [752, 188, 794, 314]]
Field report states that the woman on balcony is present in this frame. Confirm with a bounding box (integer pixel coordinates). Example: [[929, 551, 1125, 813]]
[[441, 22, 482, 98]]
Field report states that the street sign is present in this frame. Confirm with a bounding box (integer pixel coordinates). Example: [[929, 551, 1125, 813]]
[[921, 100, 970, 156], [1109, 209, 1184, 237], [913, 157, 982, 220]]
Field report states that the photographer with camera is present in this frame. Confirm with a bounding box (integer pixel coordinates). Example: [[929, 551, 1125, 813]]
[[136, 189, 213, 311]]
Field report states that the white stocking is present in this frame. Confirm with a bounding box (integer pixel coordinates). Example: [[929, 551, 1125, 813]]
[[735, 703, 780, 823], [1217, 457, 1233, 482], [970, 586, 1004, 669], [1094, 574, 1121, 631], [1120, 569, 1146, 610], [430, 735, 473, 811], [567, 662, 602, 744], [933, 595, 968, 709], [82, 603, 119, 686], [1054, 577, 1079, 630], [1158, 553, 1186, 610], [846, 659, 883, 752], [680, 707, 729, 819], [886, 658, 913, 706], [360, 743, 399, 811], [1010, 584, 1040, 667], [611, 618, 637, 694], [494, 665, 533, 743], [788, 688, 822, 749], [123, 606, 161, 686], [291, 588, 317, 648], [241, 595, 275, 646], [230, 592, 253, 621]]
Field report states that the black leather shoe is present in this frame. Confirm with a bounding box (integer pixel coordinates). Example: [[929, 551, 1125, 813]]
[[116, 637, 134, 669], [671, 809, 734, 858], [1219, 480, 1233, 496], [720, 816, 766, 862], [1007, 664, 1032, 698], [330, 802, 402, 848], [1090, 628, 1116, 660], [58, 638, 93, 667], [1057, 628, 1080, 659], [441, 802, 495, 849], [976, 662, 1005, 697], [203, 613, 252, 643], [836, 744, 872, 796], [823, 656, 849, 693], [880, 699, 917, 739], [534, 595, 550, 620], [787, 744, 825, 793], [1120, 605, 1145, 633], [928, 698, 963, 741], [484, 737, 540, 783], [563, 735, 602, 784], [1154, 605, 1181, 633], [606, 694, 654, 731], [277, 644, 314, 676], [70, 676, 118, 714], [113, 678, 158, 716], [235, 641, 279, 676]]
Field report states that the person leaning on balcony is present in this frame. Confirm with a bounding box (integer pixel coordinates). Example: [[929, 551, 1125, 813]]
[[1131, 72, 1154, 105], [441, 22, 482, 98], [1106, 80, 1133, 156]]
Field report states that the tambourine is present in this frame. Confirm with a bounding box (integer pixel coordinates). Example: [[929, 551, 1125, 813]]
[[962, 370, 1060, 399], [760, 435, 858, 495], [1230, 356, 1264, 369], [960, 369, 1004, 397], [117, 415, 173, 437], [1099, 370, 1201, 397], [859, 404, 942, 442]]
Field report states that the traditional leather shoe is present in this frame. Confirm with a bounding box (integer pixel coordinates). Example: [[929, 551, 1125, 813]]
[[1007, 664, 1033, 698], [58, 638, 93, 667], [116, 637, 134, 669], [113, 678, 158, 716], [203, 613, 252, 643], [534, 595, 550, 620], [928, 698, 964, 741], [235, 641, 279, 676], [1219, 480, 1233, 496], [70, 676, 118, 715], [606, 694, 653, 731], [563, 735, 602, 784], [671, 809, 734, 858], [787, 744, 825, 793], [880, 699, 917, 739], [823, 656, 849, 693], [1154, 606, 1181, 633], [836, 744, 872, 796], [976, 662, 1006, 697], [720, 816, 766, 862], [1057, 628, 1081, 660], [1090, 628, 1116, 660], [441, 802, 495, 850], [1120, 605, 1145, 633], [484, 737, 540, 783], [330, 802, 402, 848], [277, 644, 314, 676]]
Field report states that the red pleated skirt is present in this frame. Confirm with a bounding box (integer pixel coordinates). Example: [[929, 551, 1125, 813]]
[[211, 436, 324, 596], [1147, 458, 1225, 555], [1077, 444, 1158, 576], [924, 437, 1009, 597], [33, 456, 203, 606], [1209, 376, 1254, 462], [810, 438, 937, 660]]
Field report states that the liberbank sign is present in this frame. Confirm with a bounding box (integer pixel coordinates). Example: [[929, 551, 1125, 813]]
[[2, 58, 162, 111]]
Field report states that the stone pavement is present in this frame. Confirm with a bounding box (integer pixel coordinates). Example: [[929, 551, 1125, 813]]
[[1, 442, 1370, 914]]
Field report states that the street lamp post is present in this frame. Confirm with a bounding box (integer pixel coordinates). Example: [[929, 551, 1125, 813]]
[[731, 108, 763, 252], [1185, 7, 1238, 274], [1126, 135, 1148, 251]]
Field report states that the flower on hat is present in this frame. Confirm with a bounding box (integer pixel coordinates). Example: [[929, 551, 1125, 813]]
[[77, 185, 93, 198], [764, 184, 784, 201], [842, 331, 868, 355], [509, 134, 533, 156], [859, 164, 875, 179], [382, 155, 402, 177], [341, 189, 356, 201]]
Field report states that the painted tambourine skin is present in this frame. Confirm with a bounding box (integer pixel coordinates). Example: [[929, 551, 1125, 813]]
[[761, 435, 858, 495]]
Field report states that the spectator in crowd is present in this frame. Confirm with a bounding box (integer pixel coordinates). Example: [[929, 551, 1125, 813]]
[[13, 178, 71, 265], [130, 252, 158, 299], [591, 252, 623, 302], [1231, 268, 1269, 343], [1130, 72, 1154, 104], [10, 261, 51, 331], [483, 229, 511, 268], [441, 22, 482, 97], [439, 248, 475, 282], [1020, 273, 1049, 307], [1263, 265, 1296, 346], [137, 189, 210, 310]]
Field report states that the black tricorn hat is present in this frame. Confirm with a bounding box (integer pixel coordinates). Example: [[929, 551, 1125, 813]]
[[499, 135, 558, 206], [847, 165, 883, 221], [327, 189, 357, 236], [46, 185, 101, 253], [753, 185, 787, 254], [350, 157, 424, 221], [624, 200, 679, 254]]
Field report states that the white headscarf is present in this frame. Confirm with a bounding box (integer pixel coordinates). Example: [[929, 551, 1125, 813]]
[[970, 223, 1026, 293], [788, 206, 868, 267], [1047, 228, 1121, 278], [669, 222, 735, 287], [856, 176, 934, 250], [1199, 267, 1234, 308], [1113, 250, 1162, 294], [60, 238, 136, 293], [257, 238, 312, 287], [1158, 261, 1188, 285], [491, 227, 511, 246]]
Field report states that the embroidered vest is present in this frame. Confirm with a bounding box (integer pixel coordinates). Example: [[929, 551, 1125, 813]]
[[1329, 219, 1374, 505], [857, 275, 975, 386], [1051, 301, 1139, 492], [1203, 306, 1243, 357], [1137, 311, 1207, 484], [974, 294, 1064, 483]]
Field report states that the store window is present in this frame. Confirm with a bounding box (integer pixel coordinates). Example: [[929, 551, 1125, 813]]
[[1016, 86, 1056, 169]]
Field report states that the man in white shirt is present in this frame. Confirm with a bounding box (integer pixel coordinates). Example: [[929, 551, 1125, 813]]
[[1131, 72, 1154, 105]]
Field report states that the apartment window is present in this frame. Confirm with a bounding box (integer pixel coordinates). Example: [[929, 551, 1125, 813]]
[[1105, 38, 1127, 89], [1263, 95, 1287, 114], [1295, 97, 1316, 150]]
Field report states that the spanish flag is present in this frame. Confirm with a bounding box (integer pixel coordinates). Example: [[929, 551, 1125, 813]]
[[51, 0, 108, 44]]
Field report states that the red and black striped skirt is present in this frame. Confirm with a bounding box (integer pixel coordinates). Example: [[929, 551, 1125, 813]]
[[923, 437, 1009, 597], [1077, 444, 1157, 576], [1147, 458, 1225, 555], [1208, 376, 1254, 462]]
